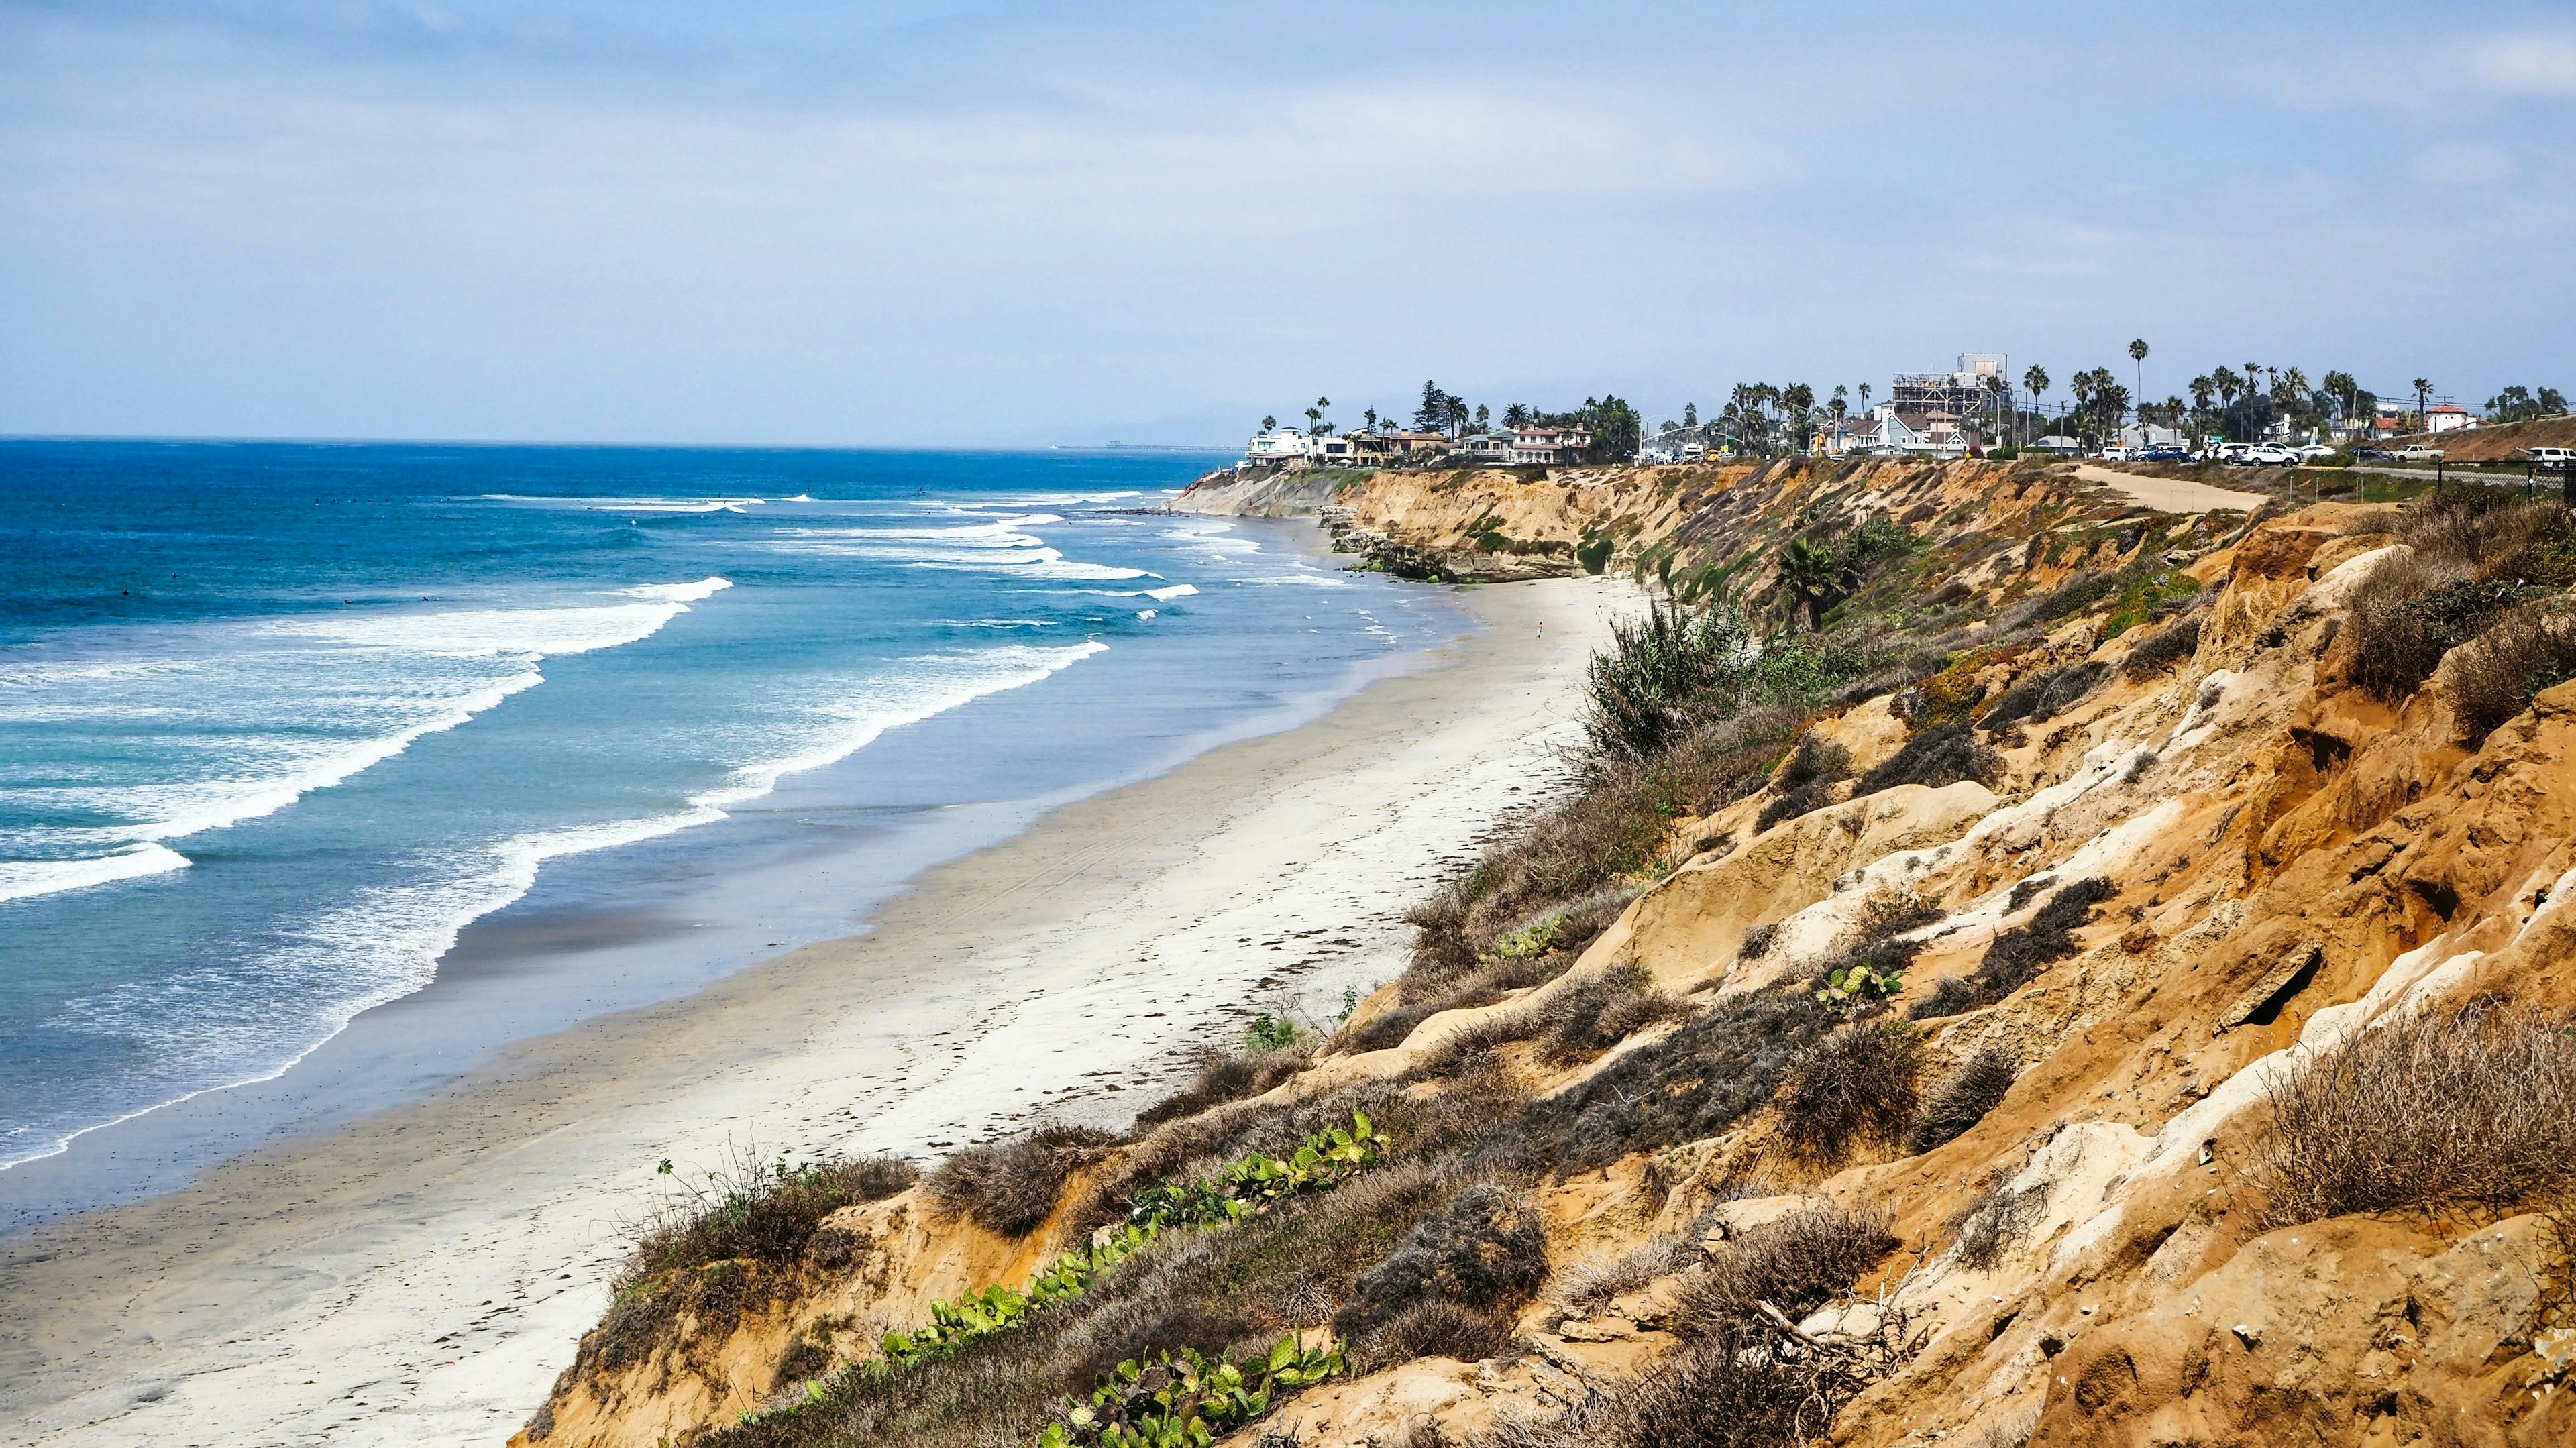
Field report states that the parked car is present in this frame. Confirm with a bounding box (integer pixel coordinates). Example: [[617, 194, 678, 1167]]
[[2137, 445, 2192, 461], [2247, 444, 2299, 466], [2526, 447, 2576, 466], [2214, 443, 2254, 465], [2352, 446, 2393, 461], [2098, 446, 2131, 461], [2295, 444, 2337, 462], [2393, 444, 2445, 462]]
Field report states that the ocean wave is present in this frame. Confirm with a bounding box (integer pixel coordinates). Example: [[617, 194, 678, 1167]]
[[621, 576, 733, 603], [477, 494, 767, 512], [256, 598, 694, 657], [0, 844, 190, 905], [693, 640, 1109, 812], [910, 547, 1152, 581], [0, 581, 730, 901]]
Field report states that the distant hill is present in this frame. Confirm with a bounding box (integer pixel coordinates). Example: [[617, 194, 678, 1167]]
[[2381, 412, 2576, 461]]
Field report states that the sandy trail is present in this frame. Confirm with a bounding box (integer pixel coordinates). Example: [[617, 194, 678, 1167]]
[[2074, 463, 2271, 514], [0, 576, 1623, 1448]]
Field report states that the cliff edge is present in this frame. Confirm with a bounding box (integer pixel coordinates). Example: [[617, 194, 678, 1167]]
[[519, 457, 2576, 1448]]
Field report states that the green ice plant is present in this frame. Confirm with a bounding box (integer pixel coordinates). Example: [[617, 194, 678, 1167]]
[[1031, 1335, 1348, 1448], [874, 1112, 1385, 1373], [1815, 961, 1903, 1019]]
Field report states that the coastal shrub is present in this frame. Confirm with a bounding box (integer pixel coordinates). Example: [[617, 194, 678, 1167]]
[[1466, 1332, 1811, 1448], [2249, 1003, 2576, 1231], [1401, 707, 1803, 981], [1770, 1021, 1924, 1166], [2121, 616, 2201, 682], [1334, 1182, 1550, 1363], [928, 1124, 1119, 1237], [1349, 1300, 1517, 1372], [1474, 988, 1830, 1178], [1906, 1047, 2020, 1154], [1584, 600, 1754, 760], [1915, 877, 2114, 1019], [1549, 1235, 1699, 1322], [1132, 1046, 1308, 1131], [1755, 732, 1854, 832], [623, 1150, 918, 1286], [1669, 1202, 1895, 1338], [1535, 966, 1697, 1066], [2399, 494, 2576, 585], [2444, 601, 2576, 740], [1979, 662, 2109, 732], [1852, 722, 1999, 797], [2346, 550, 2461, 701], [1951, 1180, 2048, 1271]]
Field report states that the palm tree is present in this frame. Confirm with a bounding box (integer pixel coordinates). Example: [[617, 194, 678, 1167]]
[[2412, 377, 2433, 433], [1778, 537, 1842, 630], [1362, 406, 1377, 431], [2212, 366, 2243, 406], [2022, 366, 2049, 443], [1261, 414, 1277, 433], [2128, 339, 2149, 411], [2189, 376, 2215, 437]]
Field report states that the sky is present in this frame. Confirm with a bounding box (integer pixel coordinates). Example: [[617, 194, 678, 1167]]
[[2, 1, 2572, 446]]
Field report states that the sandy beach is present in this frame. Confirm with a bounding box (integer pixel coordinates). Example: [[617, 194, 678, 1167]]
[[0, 573, 1624, 1448]]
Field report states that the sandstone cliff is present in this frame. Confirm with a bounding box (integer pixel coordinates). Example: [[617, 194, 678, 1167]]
[[519, 457, 2576, 1448]]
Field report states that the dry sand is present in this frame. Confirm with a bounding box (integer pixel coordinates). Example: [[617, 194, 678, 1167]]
[[2074, 462, 2272, 514], [0, 575, 1627, 1448]]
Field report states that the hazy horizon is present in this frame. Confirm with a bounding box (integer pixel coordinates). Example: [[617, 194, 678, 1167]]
[[5, 1, 2572, 447]]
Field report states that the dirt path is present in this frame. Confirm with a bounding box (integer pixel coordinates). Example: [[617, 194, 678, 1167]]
[[2074, 463, 2272, 514]]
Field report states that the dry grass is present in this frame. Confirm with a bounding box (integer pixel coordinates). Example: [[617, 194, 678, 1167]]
[[2121, 615, 2202, 683], [1906, 1047, 2019, 1154], [926, 1124, 1120, 1237], [2445, 600, 2576, 740], [1404, 707, 1804, 981], [1471, 988, 1831, 1179], [623, 1150, 918, 1288], [1913, 877, 2114, 1020], [1131, 1046, 1309, 1130], [1334, 1182, 1550, 1369], [1949, 1179, 2047, 1270], [1770, 1021, 1925, 1167], [1548, 1235, 1701, 1321], [1466, 1332, 1813, 1448], [1755, 732, 1854, 832], [1669, 1201, 1896, 1337], [2346, 497, 2576, 704], [2249, 1003, 2576, 1231], [1853, 722, 1998, 797], [1980, 661, 2109, 732]]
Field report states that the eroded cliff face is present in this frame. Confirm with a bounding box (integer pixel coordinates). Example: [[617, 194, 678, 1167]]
[[521, 458, 2576, 1448]]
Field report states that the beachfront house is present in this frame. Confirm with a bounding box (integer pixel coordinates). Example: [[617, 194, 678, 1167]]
[[1460, 433, 1513, 463], [1244, 428, 1312, 465], [2425, 405, 2481, 435], [1509, 425, 1593, 466]]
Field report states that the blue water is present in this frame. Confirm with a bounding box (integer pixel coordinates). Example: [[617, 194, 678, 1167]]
[[0, 442, 1457, 1192]]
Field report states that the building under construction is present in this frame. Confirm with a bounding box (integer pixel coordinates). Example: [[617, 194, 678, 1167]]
[[1890, 352, 2010, 431]]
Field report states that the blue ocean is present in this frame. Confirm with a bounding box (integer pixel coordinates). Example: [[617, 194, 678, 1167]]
[[0, 442, 1459, 1209]]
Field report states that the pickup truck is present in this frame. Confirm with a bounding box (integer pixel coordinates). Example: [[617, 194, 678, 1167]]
[[2393, 444, 2445, 462]]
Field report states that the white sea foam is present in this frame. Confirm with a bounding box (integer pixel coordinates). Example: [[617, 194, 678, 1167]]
[[0, 581, 730, 905], [621, 576, 734, 603], [0, 844, 191, 905]]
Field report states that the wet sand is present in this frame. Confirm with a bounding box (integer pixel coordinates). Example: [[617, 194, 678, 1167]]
[[0, 575, 1625, 1448]]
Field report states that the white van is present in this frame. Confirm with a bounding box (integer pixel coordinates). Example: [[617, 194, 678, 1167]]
[[2525, 447, 2576, 466]]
